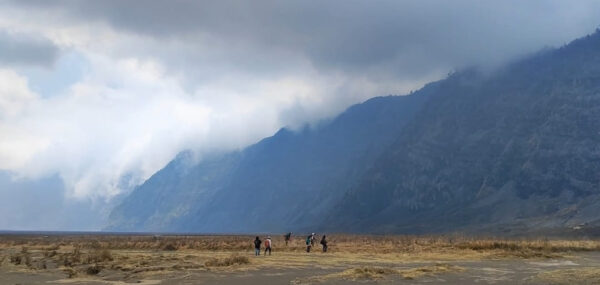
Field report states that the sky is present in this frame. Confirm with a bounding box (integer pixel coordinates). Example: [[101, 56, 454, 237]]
[[0, 0, 599, 230]]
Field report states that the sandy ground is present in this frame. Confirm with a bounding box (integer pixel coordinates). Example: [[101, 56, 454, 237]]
[[2, 250, 600, 284]]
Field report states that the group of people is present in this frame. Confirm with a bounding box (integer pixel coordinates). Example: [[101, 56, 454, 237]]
[[305, 232, 327, 253], [253, 235, 272, 256], [253, 232, 327, 256]]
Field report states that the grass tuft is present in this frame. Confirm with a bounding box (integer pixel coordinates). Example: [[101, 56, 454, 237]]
[[399, 263, 465, 279], [537, 267, 600, 285], [86, 264, 102, 275], [205, 254, 250, 267], [338, 267, 397, 280], [87, 248, 113, 263], [162, 243, 178, 251]]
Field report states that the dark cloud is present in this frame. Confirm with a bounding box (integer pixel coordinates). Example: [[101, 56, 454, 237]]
[[0, 31, 60, 67], [10, 0, 600, 78]]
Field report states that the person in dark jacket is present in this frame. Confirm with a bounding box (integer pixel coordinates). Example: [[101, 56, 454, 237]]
[[284, 232, 292, 246], [254, 236, 262, 256], [320, 235, 328, 252]]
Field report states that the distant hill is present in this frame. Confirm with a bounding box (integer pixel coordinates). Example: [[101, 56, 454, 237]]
[[108, 30, 600, 235]]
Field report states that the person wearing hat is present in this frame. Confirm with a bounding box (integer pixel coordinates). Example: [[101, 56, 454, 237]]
[[264, 236, 272, 256]]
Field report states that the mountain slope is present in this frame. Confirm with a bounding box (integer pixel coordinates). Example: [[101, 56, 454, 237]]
[[107, 85, 436, 232], [110, 30, 600, 235], [327, 31, 600, 234], [106, 152, 242, 231]]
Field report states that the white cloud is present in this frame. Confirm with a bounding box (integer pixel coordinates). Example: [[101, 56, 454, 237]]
[[0, 46, 417, 200], [0, 69, 37, 117], [0, 69, 49, 170], [0, 54, 214, 199]]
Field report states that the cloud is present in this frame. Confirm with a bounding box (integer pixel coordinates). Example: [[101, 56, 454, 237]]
[[0, 1, 599, 229], [9, 1, 600, 77], [0, 171, 110, 231], [0, 30, 59, 67]]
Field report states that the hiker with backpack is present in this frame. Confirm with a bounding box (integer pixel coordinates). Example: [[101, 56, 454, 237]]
[[310, 233, 316, 246], [306, 234, 312, 252], [320, 235, 328, 252], [254, 236, 262, 256], [264, 236, 272, 256], [284, 232, 292, 246]]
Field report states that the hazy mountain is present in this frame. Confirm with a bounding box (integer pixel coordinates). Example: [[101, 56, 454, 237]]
[[108, 30, 600, 235], [107, 85, 435, 232], [0, 171, 108, 231]]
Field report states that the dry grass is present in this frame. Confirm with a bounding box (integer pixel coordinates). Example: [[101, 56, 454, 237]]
[[292, 266, 398, 284], [205, 254, 250, 267], [85, 264, 102, 275], [536, 267, 600, 284], [86, 248, 113, 263], [294, 263, 464, 283], [1, 233, 598, 255], [336, 267, 397, 280], [398, 263, 465, 280], [0, 233, 599, 282]]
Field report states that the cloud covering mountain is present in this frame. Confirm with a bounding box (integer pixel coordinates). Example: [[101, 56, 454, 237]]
[[0, 0, 599, 229]]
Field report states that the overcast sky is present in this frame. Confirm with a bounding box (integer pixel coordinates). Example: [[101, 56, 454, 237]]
[[0, 1, 599, 229]]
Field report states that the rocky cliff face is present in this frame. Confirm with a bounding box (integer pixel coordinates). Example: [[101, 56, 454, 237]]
[[108, 31, 600, 235]]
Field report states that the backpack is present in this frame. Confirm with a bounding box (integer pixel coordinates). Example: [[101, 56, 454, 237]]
[[306, 236, 311, 245], [265, 239, 271, 247]]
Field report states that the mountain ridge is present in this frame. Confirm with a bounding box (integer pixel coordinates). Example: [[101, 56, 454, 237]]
[[107, 85, 436, 232], [108, 30, 600, 235]]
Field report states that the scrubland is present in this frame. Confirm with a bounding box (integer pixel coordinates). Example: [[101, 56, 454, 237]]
[[1, 233, 600, 284]]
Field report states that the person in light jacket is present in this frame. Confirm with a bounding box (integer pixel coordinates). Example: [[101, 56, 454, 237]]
[[264, 236, 272, 256]]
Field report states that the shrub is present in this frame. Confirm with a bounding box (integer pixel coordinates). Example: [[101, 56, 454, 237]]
[[10, 255, 22, 265], [87, 249, 113, 263], [44, 250, 57, 258], [86, 265, 102, 275], [63, 268, 77, 278], [163, 243, 177, 251]]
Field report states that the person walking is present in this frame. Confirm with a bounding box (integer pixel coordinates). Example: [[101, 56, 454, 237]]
[[284, 232, 292, 246], [254, 236, 262, 256], [306, 234, 312, 252], [264, 236, 272, 256], [310, 233, 316, 246], [320, 235, 328, 252]]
